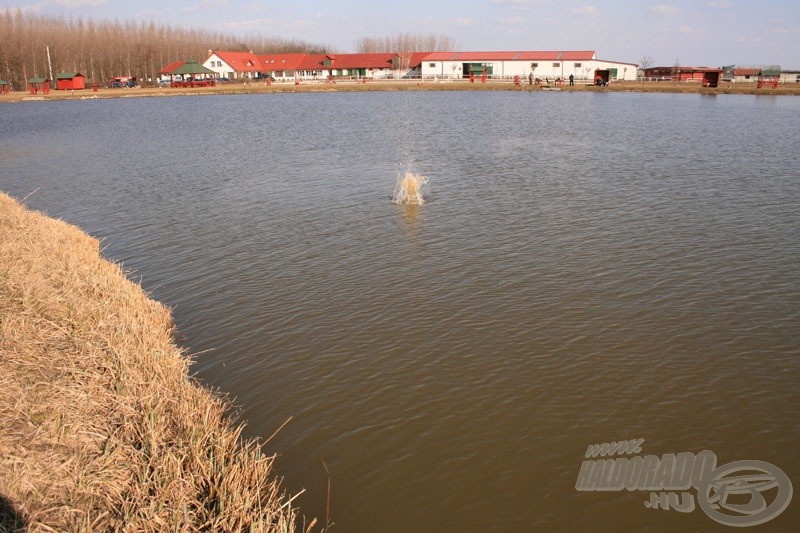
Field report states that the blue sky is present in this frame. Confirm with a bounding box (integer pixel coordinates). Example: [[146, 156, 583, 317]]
[[5, 0, 799, 68]]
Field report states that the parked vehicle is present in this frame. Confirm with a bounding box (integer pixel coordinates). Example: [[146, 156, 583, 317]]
[[107, 76, 138, 88]]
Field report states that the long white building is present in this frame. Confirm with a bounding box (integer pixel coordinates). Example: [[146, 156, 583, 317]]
[[420, 51, 637, 82]]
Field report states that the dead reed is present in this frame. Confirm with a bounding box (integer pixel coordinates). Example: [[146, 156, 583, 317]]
[[0, 191, 302, 532]]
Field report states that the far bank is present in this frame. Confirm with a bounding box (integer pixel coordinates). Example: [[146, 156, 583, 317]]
[[1, 79, 800, 103]]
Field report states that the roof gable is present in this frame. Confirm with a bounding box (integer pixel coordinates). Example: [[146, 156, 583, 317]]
[[210, 50, 262, 72]]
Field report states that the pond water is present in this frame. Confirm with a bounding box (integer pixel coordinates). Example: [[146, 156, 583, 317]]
[[2, 90, 799, 531]]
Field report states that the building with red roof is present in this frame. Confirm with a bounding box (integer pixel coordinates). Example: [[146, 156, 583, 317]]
[[199, 49, 637, 83], [421, 51, 637, 82], [55, 72, 85, 90], [203, 50, 429, 81], [204, 50, 263, 80]]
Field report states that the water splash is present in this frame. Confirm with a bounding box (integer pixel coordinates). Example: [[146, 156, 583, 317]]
[[392, 172, 430, 205]]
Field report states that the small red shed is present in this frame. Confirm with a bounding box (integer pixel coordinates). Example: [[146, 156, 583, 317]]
[[27, 77, 50, 95], [56, 72, 86, 90]]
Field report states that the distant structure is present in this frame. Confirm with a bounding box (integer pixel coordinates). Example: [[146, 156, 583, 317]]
[[55, 72, 85, 90], [203, 50, 430, 81], [200, 49, 637, 83], [643, 66, 723, 87], [420, 51, 637, 82]]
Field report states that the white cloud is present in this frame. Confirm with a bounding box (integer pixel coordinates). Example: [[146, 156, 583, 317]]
[[491, 0, 551, 8], [678, 25, 694, 34], [571, 6, 598, 17], [650, 4, 679, 15], [181, 0, 229, 14], [53, 0, 107, 6], [706, 1, 732, 8], [454, 18, 477, 27]]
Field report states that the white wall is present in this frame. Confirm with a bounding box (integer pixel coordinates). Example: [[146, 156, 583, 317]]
[[202, 54, 231, 79], [422, 59, 637, 81]]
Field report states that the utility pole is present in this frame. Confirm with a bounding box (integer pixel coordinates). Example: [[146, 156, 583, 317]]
[[46, 45, 54, 86]]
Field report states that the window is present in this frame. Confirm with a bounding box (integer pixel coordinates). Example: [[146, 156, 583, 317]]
[[429, 63, 436, 68], [531, 62, 538, 68], [553, 62, 560, 67], [574, 62, 582, 68]]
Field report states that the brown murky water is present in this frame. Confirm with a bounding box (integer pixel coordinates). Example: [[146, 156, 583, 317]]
[[2, 92, 798, 531]]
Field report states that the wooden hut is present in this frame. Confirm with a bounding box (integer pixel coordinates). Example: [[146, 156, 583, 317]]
[[169, 61, 217, 88], [56, 72, 86, 90], [0, 80, 11, 94], [27, 77, 50, 95]]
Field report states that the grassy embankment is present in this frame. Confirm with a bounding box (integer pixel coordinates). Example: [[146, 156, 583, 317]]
[[1, 79, 799, 103], [0, 192, 302, 531]]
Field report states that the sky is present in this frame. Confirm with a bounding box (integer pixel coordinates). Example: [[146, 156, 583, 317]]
[[4, 0, 800, 68]]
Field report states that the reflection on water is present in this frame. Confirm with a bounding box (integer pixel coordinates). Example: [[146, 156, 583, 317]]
[[1, 92, 799, 532]]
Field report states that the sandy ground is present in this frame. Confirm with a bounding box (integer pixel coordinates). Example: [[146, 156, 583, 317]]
[[2, 79, 799, 103]]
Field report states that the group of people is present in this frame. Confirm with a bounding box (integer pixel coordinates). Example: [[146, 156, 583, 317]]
[[527, 73, 577, 86]]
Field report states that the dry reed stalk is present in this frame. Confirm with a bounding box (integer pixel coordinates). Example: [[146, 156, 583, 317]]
[[0, 191, 301, 532]]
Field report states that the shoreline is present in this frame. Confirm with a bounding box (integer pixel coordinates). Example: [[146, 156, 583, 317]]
[[0, 192, 301, 531], [2, 79, 800, 103]]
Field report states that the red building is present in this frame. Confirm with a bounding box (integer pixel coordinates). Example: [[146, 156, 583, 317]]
[[27, 77, 50, 94], [56, 72, 86, 90], [644, 66, 723, 87]]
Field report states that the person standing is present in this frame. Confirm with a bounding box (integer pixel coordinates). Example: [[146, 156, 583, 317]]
[[569, 73, 574, 86]]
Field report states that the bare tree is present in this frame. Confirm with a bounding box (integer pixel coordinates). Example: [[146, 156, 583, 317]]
[[356, 32, 454, 70], [0, 8, 330, 87], [639, 54, 654, 78]]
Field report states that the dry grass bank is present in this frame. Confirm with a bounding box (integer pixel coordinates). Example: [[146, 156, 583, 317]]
[[0, 192, 303, 532]]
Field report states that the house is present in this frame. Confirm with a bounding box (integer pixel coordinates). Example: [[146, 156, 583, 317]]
[[324, 53, 398, 79], [204, 50, 263, 80], [723, 67, 761, 83], [209, 51, 406, 81], [402, 52, 431, 78], [259, 53, 309, 81], [420, 51, 637, 82], [643, 66, 723, 87], [0, 80, 11, 94], [779, 70, 800, 84], [56, 72, 85, 90]]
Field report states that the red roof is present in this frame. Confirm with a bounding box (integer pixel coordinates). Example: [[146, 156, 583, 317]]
[[329, 53, 396, 69], [209, 50, 262, 72], [259, 53, 307, 71], [407, 52, 432, 68], [158, 60, 186, 75], [297, 54, 329, 70]]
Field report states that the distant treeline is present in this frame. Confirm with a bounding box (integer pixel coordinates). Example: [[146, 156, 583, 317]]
[[1, 9, 456, 88], [0, 9, 329, 86]]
